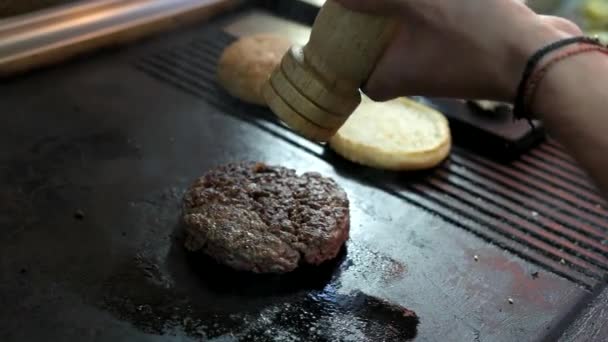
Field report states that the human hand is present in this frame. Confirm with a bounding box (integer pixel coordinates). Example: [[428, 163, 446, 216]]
[[335, 0, 582, 102]]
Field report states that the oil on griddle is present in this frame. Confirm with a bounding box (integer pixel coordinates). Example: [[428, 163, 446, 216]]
[[100, 184, 419, 342]]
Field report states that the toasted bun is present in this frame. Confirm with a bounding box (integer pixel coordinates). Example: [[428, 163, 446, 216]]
[[329, 96, 451, 170], [217, 34, 291, 106]]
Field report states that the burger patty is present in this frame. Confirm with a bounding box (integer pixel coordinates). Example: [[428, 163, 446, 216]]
[[182, 162, 350, 273]]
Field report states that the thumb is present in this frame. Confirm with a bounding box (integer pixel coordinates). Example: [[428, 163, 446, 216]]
[[539, 15, 583, 35], [333, 0, 405, 15]]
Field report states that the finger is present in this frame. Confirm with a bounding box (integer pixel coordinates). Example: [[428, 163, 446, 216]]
[[362, 28, 411, 101], [334, 0, 405, 15], [539, 15, 583, 35], [363, 53, 404, 102]]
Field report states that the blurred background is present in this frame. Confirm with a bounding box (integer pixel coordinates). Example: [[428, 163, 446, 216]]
[[0, 0, 605, 36], [0, 0, 602, 23], [3, 0, 604, 37], [0, 0, 80, 18]]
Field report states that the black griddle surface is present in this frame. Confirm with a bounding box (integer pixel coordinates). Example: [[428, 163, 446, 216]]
[[1, 6, 607, 342]]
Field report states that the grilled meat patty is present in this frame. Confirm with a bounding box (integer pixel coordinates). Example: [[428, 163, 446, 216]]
[[182, 162, 350, 273]]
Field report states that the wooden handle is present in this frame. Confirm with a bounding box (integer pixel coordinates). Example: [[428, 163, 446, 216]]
[[263, 0, 395, 142]]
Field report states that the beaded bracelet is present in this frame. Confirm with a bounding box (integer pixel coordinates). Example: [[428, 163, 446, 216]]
[[513, 36, 606, 120], [523, 45, 608, 117]]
